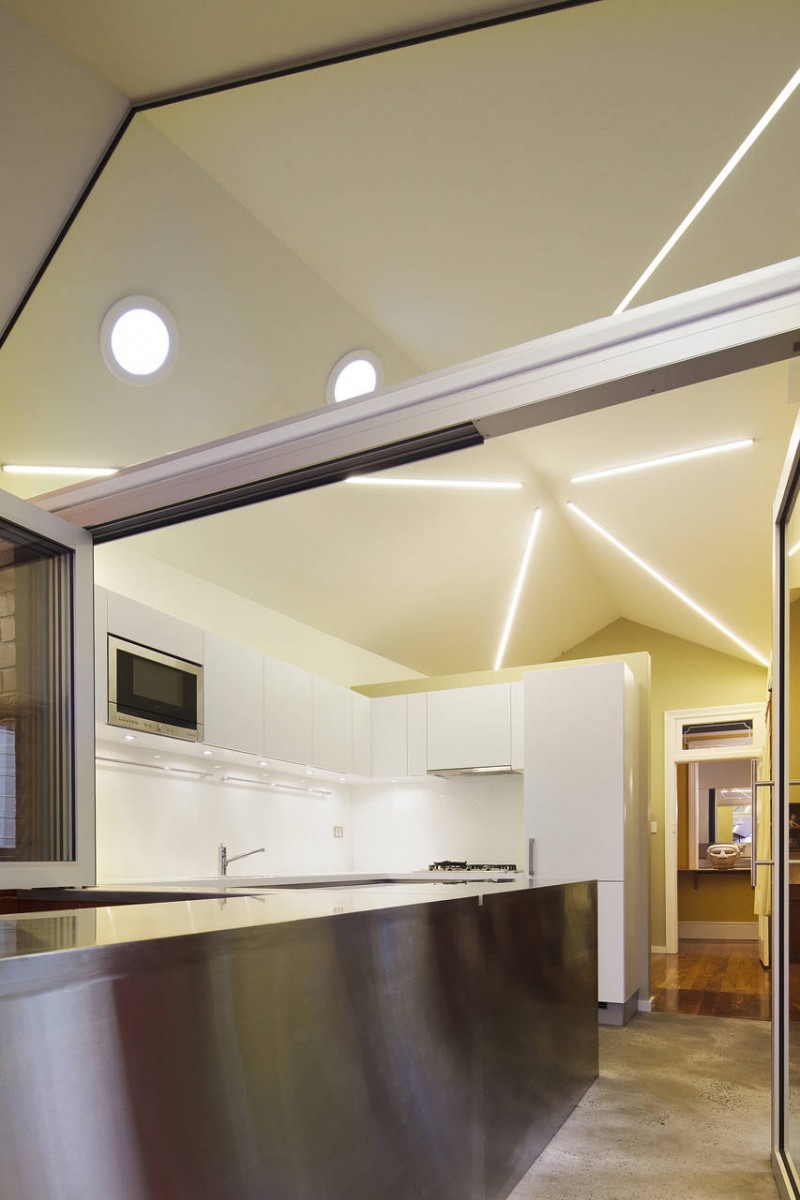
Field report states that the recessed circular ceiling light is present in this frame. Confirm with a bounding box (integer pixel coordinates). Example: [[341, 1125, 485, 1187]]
[[327, 350, 382, 404], [100, 295, 178, 384]]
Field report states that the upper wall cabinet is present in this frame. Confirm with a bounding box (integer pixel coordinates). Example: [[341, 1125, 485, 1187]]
[[426, 685, 512, 772], [264, 656, 313, 766], [204, 633, 265, 756], [351, 692, 372, 778], [311, 678, 352, 775], [105, 592, 204, 664], [371, 695, 408, 779]]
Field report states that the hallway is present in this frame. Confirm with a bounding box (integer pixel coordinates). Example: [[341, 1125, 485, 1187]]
[[509, 1012, 775, 1200], [651, 940, 770, 1021]]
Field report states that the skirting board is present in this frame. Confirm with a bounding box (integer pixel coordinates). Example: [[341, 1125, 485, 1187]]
[[678, 920, 758, 941], [651, 945, 668, 954]]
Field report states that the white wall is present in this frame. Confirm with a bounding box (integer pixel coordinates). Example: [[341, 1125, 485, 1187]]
[[94, 543, 423, 687], [0, 7, 127, 334], [96, 762, 353, 881], [351, 775, 524, 871]]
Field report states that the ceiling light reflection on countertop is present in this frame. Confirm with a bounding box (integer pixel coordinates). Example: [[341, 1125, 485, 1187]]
[[567, 502, 769, 667], [571, 439, 754, 483]]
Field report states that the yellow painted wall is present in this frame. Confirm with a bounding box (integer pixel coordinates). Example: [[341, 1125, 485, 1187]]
[[557, 618, 767, 946], [677, 872, 757, 922]]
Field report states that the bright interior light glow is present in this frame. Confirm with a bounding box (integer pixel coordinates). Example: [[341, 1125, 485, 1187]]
[[345, 476, 522, 490], [333, 358, 378, 402], [614, 63, 800, 314], [2, 464, 118, 477], [789, 540, 800, 558], [571, 439, 754, 483], [110, 307, 171, 375], [494, 509, 542, 672], [567, 502, 769, 667]]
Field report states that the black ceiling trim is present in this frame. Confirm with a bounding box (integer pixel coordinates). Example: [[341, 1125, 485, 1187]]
[[89, 421, 484, 543], [136, 1, 602, 111], [0, 108, 135, 355]]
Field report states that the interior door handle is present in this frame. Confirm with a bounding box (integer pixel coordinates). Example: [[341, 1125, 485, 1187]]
[[751, 765, 774, 887]]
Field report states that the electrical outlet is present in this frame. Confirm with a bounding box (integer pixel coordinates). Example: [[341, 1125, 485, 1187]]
[[333, 825, 344, 839], [650, 821, 658, 834]]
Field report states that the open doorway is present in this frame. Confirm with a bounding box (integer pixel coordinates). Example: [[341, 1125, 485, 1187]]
[[658, 705, 770, 1019]]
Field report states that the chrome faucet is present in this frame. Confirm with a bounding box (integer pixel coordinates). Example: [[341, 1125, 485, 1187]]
[[218, 843, 265, 876]]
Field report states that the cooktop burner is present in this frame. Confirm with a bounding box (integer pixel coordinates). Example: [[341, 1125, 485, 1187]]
[[428, 861, 518, 872]]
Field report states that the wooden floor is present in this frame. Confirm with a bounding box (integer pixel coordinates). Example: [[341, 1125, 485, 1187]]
[[651, 940, 771, 1021]]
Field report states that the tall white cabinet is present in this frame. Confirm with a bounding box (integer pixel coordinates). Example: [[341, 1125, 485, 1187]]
[[524, 661, 642, 1024]]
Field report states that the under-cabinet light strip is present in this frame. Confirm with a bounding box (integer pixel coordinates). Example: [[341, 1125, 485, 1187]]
[[345, 476, 522, 490], [96, 757, 334, 796], [567, 502, 769, 667], [3, 464, 118, 477], [494, 508, 542, 672], [614, 63, 800, 315], [222, 775, 333, 797], [571, 439, 753, 483], [96, 756, 212, 779]]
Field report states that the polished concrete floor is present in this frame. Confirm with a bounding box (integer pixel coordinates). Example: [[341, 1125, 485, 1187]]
[[508, 1011, 776, 1200]]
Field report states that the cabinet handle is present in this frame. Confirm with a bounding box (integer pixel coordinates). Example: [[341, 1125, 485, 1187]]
[[528, 837, 535, 877]]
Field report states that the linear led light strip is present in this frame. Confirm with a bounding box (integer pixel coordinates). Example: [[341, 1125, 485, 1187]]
[[615, 63, 800, 314], [2, 464, 118, 477], [346, 476, 522, 490], [567, 502, 769, 667], [571, 439, 753, 483], [494, 509, 542, 672]]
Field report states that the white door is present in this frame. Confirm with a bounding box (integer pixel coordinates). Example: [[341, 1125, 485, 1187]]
[[0, 488, 94, 887]]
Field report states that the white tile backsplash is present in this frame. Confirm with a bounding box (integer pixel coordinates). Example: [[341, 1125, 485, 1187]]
[[95, 764, 353, 881], [97, 766, 525, 880], [351, 775, 524, 872]]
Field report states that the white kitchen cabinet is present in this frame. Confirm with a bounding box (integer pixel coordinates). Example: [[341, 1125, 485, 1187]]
[[264, 657, 312, 765], [426, 684, 511, 772], [371, 696, 407, 778], [510, 681, 524, 772], [524, 661, 641, 1021], [94, 586, 109, 723], [406, 693, 428, 776], [312, 678, 352, 774], [203, 633, 265, 756], [106, 592, 203, 664], [351, 692, 372, 777]]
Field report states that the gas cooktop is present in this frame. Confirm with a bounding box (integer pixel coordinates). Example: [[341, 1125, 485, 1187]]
[[428, 861, 518, 872]]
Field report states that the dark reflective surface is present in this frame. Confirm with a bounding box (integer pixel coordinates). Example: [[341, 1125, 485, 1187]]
[[0, 881, 597, 1200]]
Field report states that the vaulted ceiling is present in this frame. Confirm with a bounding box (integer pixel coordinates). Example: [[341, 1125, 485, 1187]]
[[3, 0, 800, 676]]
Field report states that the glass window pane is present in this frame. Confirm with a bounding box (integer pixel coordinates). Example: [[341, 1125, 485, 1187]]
[[0, 517, 74, 862]]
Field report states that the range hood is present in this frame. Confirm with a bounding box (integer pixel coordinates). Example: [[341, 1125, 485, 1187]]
[[427, 765, 521, 778]]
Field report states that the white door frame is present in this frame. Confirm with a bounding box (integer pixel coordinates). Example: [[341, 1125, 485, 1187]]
[[663, 702, 767, 954]]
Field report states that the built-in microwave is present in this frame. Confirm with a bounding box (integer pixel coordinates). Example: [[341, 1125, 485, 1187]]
[[108, 635, 203, 742]]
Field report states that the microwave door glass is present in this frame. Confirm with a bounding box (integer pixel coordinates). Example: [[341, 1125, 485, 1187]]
[[118, 650, 197, 727]]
